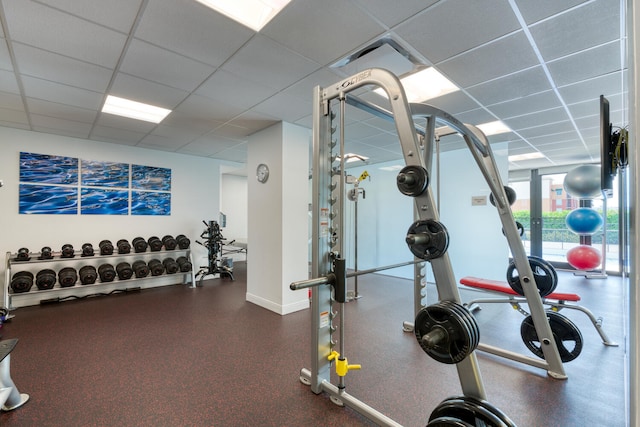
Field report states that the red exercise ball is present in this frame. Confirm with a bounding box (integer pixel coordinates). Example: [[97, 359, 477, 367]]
[[566, 245, 602, 270]]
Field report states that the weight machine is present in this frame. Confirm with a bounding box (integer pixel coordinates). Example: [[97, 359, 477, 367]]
[[290, 68, 567, 426], [195, 220, 234, 284]]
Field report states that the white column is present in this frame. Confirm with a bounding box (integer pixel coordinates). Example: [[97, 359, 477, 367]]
[[246, 122, 310, 315]]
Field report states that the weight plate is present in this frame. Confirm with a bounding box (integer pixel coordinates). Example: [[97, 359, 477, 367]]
[[414, 302, 476, 364], [406, 219, 450, 260], [428, 416, 474, 427], [443, 301, 480, 352], [429, 396, 513, 427], [506, 256, 558, 297], [396, 165, 429, 197], [520, 311, 583, 362], [501, 221, 525, 238], [489, 186, 517, 207]]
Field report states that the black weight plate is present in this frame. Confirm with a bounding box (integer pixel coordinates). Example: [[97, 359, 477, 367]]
[[506, 257, 557, 297], [442, 301, 480, 352], [501, 221, 525, 238], [406, 219, 450, 260], [429, 397, 510, 427], [396, 165, 429, 197], [489, 186, 517, 207], [460, 397, 517, 427], [520, 311, 583, 362], [428, 416, 474, 427], [414, 302, 474, 364]]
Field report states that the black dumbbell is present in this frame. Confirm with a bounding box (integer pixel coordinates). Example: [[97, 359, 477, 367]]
[[117, 239, 131, 254], [58, 267, 77, 287], [176, 256, 192, 272], [98, 264, 116, 282], [38, 246, 53, 260], [132, 260, 149, 278], [79, 265, 98, 285], [61, 244, 75, 258], [81, 243, 95, 257], [162, 235, 177, 250], [116, 262, 133, 280], [10, 271, 34, 293], [36, 269, 56, 290], [148, 236, 163, 252], [132, 237, 148, 253], [148, 259, 164, 276], [99, 240, 114, 256], [163, 257, 179, 274], [15, 247, 31, 262], [176, 234, 191, 249]]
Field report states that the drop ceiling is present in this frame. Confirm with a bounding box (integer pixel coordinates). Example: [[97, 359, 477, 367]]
[[0, 0, 628, 171]]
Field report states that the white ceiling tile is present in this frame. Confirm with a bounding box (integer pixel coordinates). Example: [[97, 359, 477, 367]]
[[178, 135, 241, 157], [3, 0, 127, 67], [253, 92, 311, 123], [358, 133, 400, 148], [529, 0, 621, 61], [30, 113, 92, 136], [284, 68, 344, 100], [487, 90, 561, 118], [150, 123, 204, 142], [209, 124, 251, 141], [503, 107, 570, 131], [21, 75, 103, 109], [547, 42, 621, 87], [517, 121, 576, 139], [427, 90, 480, 116], [160, 109, 224, 134], [350, 0, 438, 27], [261, 0, 385, 65], [438, 32, 537, 88], [35, 0, 144, 33], [91, 125, 146, 145], [94, 112, 157, 133], [0, 38, 13, 71], [0, 90, 24, 110], [119, 39, 216, 92], [210, 147, 247, 163], [138, 133, 187, 150], [226, 112, 279, 135], [346, 122, 385, 140], [557, 71, 624, 105], [394, 0, 520, 64], [466, 67, 552, 106], [0, 69, 20, 93], [134, 0, 254, 67], [513, 0, 588, 25], [13, 43, 112, 92], [222, 35, 320, 92], [110, 72, 189, 109], [26, 98, 97, 123], [0, 106, 28, 125], [173, 94, 245, 123], [195, 69, 276, 111], [453, 109, 498, 127]]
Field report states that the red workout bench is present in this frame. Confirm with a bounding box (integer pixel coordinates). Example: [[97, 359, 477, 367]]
[[460, 276, 617, 347]]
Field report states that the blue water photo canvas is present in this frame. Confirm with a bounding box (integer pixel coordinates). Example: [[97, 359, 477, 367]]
[[81, 188, 129, 215], [19, 183, 78, 214], [81, 160, 130, 188], [131, 191, 171, 216], [131, 164, 171, 191], [20, 152, 78, 185]]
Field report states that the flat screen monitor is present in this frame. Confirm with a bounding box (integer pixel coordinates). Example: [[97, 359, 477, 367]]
[[600, 95, 615, 192]]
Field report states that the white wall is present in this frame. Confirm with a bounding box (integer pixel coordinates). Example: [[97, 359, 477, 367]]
[[343, 142, 509, 282], [220, 173, 248, 261], [0, 126, 231, 291]]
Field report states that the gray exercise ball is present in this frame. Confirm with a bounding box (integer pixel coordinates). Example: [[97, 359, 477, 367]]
[[563, 164, 602, 199]]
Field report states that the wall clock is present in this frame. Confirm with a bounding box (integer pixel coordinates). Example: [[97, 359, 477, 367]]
[[256, 163, 269, 183]]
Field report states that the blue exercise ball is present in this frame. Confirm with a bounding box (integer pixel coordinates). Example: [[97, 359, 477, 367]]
[[565, 208, 603, 235], [563, 164, 602, 199]]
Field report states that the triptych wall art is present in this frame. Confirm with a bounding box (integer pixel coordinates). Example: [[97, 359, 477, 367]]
[[19, 152, 171, 216]]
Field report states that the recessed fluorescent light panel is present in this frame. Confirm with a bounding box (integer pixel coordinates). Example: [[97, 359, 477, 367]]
[[508, 152, 545, 162], [375, 67, 459, 103], [102, 95, 171, 124], [477, 120, 511, 136], [379, 164, 403, 171], [195, 0, 291, 31]]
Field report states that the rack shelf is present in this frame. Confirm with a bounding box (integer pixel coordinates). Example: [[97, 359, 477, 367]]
[[4, 248, 195, 309]]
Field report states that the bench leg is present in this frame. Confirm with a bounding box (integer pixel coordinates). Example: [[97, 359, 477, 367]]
[[0, 355, 29, 411]]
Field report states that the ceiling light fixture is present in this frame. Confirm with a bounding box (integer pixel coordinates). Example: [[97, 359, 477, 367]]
[[508, 152, 545, 162], [335, 153, 369, 163], [102, 95, 171, 124], [195, 0, 291, 31], [375, 67, 459, 103], [477, 120, 511, 136]]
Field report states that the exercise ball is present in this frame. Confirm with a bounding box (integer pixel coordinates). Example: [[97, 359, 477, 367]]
[[565, 208, 603, 235], [563, 164, 602, 199], [566, 245, 602, 270]]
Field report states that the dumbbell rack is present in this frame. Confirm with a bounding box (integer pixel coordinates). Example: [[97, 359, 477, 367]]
[[4, 246, 195, 310], [292, 68, 564, 426]]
